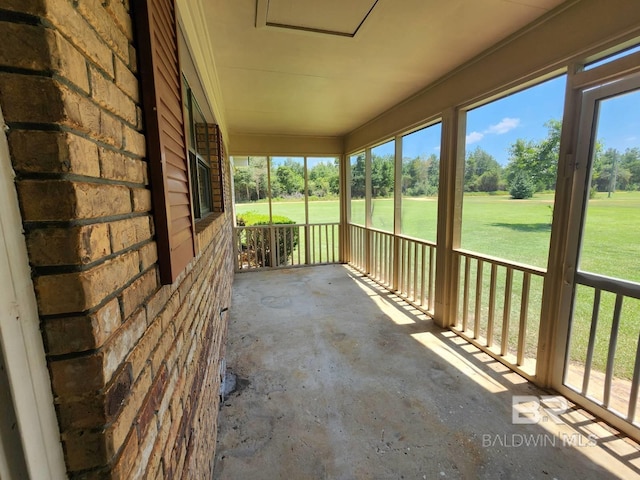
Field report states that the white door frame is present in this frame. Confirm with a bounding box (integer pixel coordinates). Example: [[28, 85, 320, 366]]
[[0, 110, 67, 478], [552, 71, 640, 441]]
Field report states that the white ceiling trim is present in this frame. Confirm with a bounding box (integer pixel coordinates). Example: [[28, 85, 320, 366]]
[[176, 0, 229, 147]]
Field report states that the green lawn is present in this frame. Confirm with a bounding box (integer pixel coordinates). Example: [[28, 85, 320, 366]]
[[236, 191, 640, 378]]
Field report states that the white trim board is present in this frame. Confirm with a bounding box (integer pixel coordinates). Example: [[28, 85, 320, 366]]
[[0, 110, 67, 478]]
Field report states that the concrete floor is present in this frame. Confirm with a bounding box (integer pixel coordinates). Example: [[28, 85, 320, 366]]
[[214, 265, 640, 479]]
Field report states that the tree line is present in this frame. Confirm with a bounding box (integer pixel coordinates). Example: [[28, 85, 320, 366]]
[[233, 122, 640, 203], [234, 158, 339, 202]]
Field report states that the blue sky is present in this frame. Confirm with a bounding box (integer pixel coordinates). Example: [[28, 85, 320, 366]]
[[394, 71, 640, 166]]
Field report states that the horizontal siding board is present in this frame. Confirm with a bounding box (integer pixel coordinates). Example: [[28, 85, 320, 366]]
[[168, 192, 190, 205], [170, 237, 193, 275]]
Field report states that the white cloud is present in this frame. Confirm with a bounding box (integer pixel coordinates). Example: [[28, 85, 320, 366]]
[[485, 117, 520, 135], [466, 131, 484, 144], [433, 146, 441, 151]]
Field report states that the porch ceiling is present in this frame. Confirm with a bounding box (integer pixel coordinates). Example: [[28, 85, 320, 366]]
[[202, 0, 567, 138]]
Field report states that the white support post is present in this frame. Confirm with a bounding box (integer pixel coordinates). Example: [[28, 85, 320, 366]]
[[365, 148, 372, 274], [393, 135, 403, 291], [434, 108, 465, 328], [340, 154, 349, 263], [536, 63, 582, 387]]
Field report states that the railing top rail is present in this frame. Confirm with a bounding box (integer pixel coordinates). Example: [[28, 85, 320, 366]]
[[234, 222, 339, 230], [396, 234, 437, 248], [576, 270, 640, 300], [454, 248, 546, 276], [361, 226, 395, 236]]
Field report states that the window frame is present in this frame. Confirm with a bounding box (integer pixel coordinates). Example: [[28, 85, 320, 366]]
[[182, 76, 214, 220]]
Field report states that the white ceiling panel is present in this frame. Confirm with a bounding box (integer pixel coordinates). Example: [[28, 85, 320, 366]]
[[202, 0, 569, 137], [265, 0, 378, 35]]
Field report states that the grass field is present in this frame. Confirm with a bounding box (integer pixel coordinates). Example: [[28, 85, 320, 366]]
[[236, 191, 640, 378]]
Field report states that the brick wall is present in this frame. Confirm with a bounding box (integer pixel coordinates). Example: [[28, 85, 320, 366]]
[[195, 123, 225, 213], [0, 0, 234, 478]]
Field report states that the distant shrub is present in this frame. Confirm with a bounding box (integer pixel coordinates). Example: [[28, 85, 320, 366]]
[[509, 174, 535, 199], [237, 212, 299, 266]]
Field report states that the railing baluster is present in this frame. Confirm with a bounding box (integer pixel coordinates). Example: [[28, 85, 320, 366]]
[[604, 294, 624, 408], [501, 268, 513, 356], [487, 264, 497, 348], [428, 246, 434, 311], [462, 256, 470, 332], [387, 234, 392, 285], [380, 233, 384, 282], [405, 240, 411, 297], [313, 225, 318, 264], [325, 224, 329, 264], [421, 244, 427, 307], [517, 272, 531, 366], [413, 242, 419, 301], [474, 260, 484, 340], [380, 232, 384, 279], [332, 224, 336, 263], [627, 330, 640, 422], [582, 288, 601, 394], [373, 232, 383, 279]]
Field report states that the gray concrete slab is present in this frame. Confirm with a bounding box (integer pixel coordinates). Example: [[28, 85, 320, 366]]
[[214, 265, 640, 479]]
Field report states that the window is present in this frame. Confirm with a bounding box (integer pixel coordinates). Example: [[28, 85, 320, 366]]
[[461, 75, 566, 268], [401, 123, 441, 241], [183, 77, 213, 219], [349, 153, 365, 225], [371, 140, 395, 232]]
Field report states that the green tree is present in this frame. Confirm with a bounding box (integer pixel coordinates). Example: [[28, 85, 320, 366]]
[[309, 161, 339, 197], [509, 172, 535, 199], [402, 154, 439, 196], [350, 154, 365, 198], [465, 147, 501, 192], [275, 164, 304, 196], [233, 157, 268, 202], [476, 170, 500, 192], [371, 154, 394, 197], [504, 120, 560, 192]]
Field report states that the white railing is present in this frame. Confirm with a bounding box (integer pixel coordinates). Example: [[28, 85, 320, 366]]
[[565, 272, 640, 424], [397, 235, 436, 312], [452, 249, 546, 378], [234, 223, 339, 271], [348, 224, 436, 313]]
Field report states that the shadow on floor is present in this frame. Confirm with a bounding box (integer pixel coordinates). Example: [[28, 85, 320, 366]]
[[214, 265, 640, 480]]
